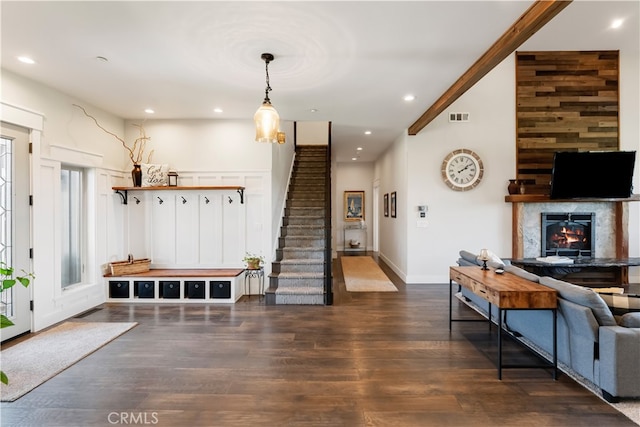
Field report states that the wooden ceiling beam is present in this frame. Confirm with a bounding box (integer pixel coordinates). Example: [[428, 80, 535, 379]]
[[408, 0, 573, 135]]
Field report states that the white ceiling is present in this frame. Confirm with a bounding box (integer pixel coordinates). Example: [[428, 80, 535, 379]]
[[1, 1, 638, 162]]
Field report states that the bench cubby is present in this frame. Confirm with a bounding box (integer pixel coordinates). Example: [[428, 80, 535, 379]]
[[105, 269, 244, 303]]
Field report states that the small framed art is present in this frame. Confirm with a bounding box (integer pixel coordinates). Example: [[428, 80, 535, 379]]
[[391, 191, 397, 218], [344, 190, 365, 221], [383, 193, 389, 217]]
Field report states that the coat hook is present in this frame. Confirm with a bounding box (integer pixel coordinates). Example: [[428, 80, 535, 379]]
[[204, 197, 210, 204], [157, 196, 164, 204], [133, 196, 140, 205], [228, 196, 233, 204], [181, 196, 187, 204]]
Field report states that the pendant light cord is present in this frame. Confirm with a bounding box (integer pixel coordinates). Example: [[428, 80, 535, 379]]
[[263, 57, 272, 104]]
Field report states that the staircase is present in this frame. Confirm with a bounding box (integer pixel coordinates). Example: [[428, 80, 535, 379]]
[[266, 145, 330, 305]]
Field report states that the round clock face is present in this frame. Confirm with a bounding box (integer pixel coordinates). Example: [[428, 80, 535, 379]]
[[441, 149, 484, 191]]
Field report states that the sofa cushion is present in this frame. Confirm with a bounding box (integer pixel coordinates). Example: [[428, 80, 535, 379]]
[[539, 276, 617, 326], [619, 312, 640, 328], [504, 264, 540, 282]]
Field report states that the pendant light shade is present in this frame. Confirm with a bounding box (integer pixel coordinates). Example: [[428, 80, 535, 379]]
[[254, 101, 280, 143], [254, 53, 282, 143]]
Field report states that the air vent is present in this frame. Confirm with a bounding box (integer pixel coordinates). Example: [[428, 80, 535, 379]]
[[449, 112, 470, 122]]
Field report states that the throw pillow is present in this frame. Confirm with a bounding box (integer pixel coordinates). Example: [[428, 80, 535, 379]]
[[619, 312, 640, 328], [141, 163, 169, 187]]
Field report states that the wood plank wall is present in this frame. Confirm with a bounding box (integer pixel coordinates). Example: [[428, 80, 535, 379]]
[[515, 50, 619, 195]]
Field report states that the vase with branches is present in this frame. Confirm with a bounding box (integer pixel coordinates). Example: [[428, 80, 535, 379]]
[[73, 104, 153, 186]]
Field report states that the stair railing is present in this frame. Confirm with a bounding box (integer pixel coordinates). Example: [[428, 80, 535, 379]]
[[324, 124, 333, 305]]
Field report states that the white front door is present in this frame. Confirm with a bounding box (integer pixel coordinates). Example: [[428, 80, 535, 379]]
[[1, 123, 32, 341]]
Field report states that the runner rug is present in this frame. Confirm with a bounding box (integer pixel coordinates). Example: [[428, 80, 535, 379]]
[[341, 256, 397, 292], [0, 321, 137, 402]]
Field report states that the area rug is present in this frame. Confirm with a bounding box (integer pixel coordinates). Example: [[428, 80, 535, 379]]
[[0, 321, 137, 402], [341, 256, 397, 292], [455, 292, 640, 425]]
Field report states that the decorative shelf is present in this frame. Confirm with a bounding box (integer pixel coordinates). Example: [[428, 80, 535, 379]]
[[112, 186, 245, 205], [505, 194, 640, 203]]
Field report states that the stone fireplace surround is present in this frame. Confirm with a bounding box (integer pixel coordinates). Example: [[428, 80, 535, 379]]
[[524, 203, 611, 258], [506, 194, 640, 285], [507, 194, 638, 260]]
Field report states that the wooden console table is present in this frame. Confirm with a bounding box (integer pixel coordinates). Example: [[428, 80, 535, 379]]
[[449, 266, 558, 380]]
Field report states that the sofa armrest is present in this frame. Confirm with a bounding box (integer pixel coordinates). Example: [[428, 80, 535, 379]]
[[598, 326, 640, 399]]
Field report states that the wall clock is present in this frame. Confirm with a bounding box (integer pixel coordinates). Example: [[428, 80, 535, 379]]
[[441, 148, 484, 191]]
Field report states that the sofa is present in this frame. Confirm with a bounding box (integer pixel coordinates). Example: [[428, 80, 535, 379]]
[[456, 250, 640, 402]]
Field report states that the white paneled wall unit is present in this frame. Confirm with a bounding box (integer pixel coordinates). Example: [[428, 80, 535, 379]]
[[106, 171, 270, 303], [115, 187, 251, 269]]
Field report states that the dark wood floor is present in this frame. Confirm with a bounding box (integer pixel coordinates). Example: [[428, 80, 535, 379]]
[[1, 254, 636, 426]]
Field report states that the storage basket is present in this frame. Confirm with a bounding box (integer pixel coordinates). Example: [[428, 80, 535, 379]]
[[110, 258, 151, 276]]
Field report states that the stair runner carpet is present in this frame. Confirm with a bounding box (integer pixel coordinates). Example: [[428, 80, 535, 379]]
[[271, 146, 328, 305]]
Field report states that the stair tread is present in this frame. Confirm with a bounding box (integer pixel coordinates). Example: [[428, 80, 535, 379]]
[[278, 259, 325, 264], [276, 272, 325, 279], [286, 216, 324, 219], [275, 287, 324, 295]]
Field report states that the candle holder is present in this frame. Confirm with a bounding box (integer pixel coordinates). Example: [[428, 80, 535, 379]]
[[479, 249, 490, 270]]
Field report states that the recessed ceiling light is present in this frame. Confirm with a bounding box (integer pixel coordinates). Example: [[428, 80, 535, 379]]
[[144, 109, 155, 114], [310, 109, 318, 113], [364, 131, 372, 135], [18, 56, 35, 64], [213, 108, 223, 113], [611, 18, 624, 29], [352, 157, 357, 161], [403, 94, 416, 102], [357, 147, 363, 151]]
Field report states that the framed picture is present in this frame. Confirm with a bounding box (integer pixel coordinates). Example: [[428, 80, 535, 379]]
[[391, 191, 397, 218], [383, 193, 389, 217], [344, 190, 365, 221]]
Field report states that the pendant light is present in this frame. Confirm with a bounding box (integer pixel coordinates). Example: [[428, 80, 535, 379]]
[[254, 53, 281, 143]]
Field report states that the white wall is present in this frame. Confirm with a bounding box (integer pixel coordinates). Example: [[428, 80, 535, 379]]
[[405, 56, 516, 283], [123, 119, 274, 172], [2, 70, 127, 169], [374, 136, 409, 281], [270, 123, 296, 259]]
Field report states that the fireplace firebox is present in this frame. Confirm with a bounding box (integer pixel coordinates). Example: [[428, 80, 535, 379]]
[[541, 212, 595, 258]]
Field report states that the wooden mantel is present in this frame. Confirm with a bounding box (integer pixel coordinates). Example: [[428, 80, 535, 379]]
[[505, 194, 640, 203], [505, 194, 640, 260]]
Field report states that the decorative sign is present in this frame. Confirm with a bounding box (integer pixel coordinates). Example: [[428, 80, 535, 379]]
[[141, 163, 169, 187]]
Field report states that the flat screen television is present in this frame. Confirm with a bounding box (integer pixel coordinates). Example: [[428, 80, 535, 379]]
[[550, 151, 636, 199]]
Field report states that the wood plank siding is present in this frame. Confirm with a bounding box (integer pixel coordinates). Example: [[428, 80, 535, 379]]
[[515, 50, 619, 195]]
